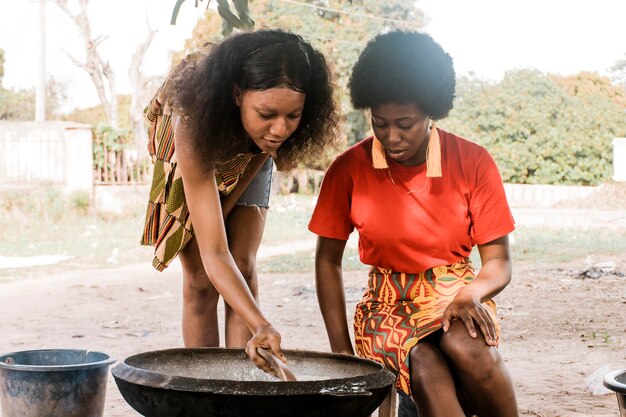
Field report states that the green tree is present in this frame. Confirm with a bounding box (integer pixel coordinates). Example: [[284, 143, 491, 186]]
[[0, 48, 68, 120], [0, 88, 32, 120], [553, 70, 626, 108], [0, 77, 67, 121], [442, 69, 626, 185], [62, 95, 132, 130], [609, 54, 626, 90]]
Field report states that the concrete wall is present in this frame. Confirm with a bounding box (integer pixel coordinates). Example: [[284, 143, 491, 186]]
[[503, 183, 598, 207], [0, 121, 93, 194], [94, 182, 601, 214]]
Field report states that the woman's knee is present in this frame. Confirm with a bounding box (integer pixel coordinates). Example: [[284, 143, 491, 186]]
[[409, 342, 444, 384], [183, 266, 219, 304], [179, 238, 218, 300], [226, 205, 266, 283], [440, 322, 498, 376], [230, 252, 257, 282]]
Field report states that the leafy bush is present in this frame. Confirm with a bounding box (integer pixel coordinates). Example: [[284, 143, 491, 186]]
[[442, 70, 626, 185], [69, 190, 91, 214], [0, 185, 65, 221]]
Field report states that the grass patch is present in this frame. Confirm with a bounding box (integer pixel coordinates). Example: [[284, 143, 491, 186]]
[[262, 194, 316, 244], [511, 226, 626, 264], [259, 249, 315, 274], [2, 189, 625, 278], [259, 225, 626, 274], [0, 186, 150, 280], [258, 247, 367, 274]]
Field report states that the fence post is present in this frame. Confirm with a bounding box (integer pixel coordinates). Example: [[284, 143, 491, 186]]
[[614, 138, 626, 182], [63, 123, 94, 196]]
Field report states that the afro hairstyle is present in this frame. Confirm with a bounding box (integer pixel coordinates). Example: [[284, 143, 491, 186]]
[[349, 30, 456, 119]]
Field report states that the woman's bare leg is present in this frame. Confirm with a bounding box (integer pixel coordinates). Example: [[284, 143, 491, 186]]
[[179, 237, 220, 347], [440, 320, 519, 417], [409, 341, 465, 417], [224, 205, 268, 347]]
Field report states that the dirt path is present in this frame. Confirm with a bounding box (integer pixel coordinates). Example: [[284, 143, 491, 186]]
[[1, 251, 625, 417]]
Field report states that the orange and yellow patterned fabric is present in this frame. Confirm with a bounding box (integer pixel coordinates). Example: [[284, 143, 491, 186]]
[[354, 258, 499, 395]]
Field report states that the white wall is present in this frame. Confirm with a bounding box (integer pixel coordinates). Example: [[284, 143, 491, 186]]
[[0, 121, 93, 194], [503, 183, 598, 208]]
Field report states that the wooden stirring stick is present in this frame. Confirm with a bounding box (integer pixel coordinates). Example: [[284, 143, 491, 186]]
[[257, 348, 297, 381]]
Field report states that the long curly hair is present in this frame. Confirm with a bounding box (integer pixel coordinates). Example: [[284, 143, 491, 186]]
[[349, 30, 456, 120], [163, 29, 338, 172]]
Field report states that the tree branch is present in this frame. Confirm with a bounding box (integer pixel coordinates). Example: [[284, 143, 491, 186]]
[[52, 0, 116, 125]]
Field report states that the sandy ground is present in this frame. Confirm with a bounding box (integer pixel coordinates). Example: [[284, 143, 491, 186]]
[[1, 208, 625, 416]]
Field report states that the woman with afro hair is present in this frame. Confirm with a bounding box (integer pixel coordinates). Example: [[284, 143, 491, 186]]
[[309, 30, 518, 416], [141, 29, 338, 374]]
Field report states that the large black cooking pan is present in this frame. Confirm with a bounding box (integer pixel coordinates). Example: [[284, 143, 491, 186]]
[[112, 348, 395, 417]]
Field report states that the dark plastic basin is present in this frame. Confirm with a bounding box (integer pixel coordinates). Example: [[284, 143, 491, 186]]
[[0, 349, 115, 417]]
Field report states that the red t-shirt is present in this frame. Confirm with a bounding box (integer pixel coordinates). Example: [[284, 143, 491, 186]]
[[308, 129, 515, 272]]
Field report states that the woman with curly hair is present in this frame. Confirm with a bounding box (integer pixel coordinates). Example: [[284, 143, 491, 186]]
[[141, 29, 337, 373], [309, 30, 518, 416]]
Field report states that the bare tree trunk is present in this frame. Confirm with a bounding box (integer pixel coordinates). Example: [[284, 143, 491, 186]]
[[54, 0, 117, 127], [128, 22, 160, 161], [36, 0, 46, 122], [101, 57, 117, 127]]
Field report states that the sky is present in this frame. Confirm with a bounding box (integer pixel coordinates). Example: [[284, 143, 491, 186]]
[[0, 0, 205, 111], [0, 0, 625, 112], [419, 0, 626, 82]]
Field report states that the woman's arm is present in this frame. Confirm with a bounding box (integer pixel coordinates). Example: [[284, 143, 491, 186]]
[[441, 235, 512, 345], [315, 236, 354, 355], [174, 116, 283, 372]]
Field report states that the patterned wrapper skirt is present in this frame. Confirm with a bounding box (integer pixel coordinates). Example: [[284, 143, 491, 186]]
[[353, 258, 499, 395]]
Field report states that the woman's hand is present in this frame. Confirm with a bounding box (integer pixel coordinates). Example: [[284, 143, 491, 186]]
[[442, 235, 513, 346], [245, 323, 286, 378], [441, 289, 497, 346]]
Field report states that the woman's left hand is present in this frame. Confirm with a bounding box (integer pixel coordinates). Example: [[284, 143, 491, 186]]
[[442, 235, 513, 346], [441, 289, 497, 346]]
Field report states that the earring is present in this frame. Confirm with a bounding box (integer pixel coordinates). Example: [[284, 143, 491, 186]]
[[426, 121, 442, 178]]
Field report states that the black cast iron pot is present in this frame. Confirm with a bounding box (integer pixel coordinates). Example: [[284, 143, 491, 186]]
[[112, 348, 395, 417]]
